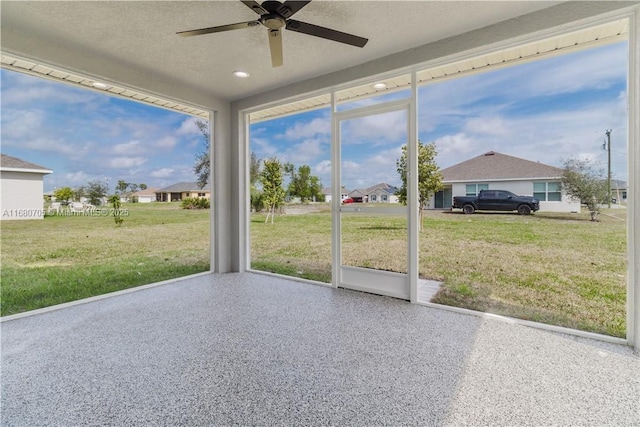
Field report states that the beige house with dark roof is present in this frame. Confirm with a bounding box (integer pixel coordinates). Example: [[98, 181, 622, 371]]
[[431, 151, 581, 213], [155, 182, 210, 202], [1, 154, 53, 220]]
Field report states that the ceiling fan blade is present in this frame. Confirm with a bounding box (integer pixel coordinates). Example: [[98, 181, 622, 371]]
[[268, 29, 284, 67], [177, 21, 260, 37], [286, 20, 368, 48], [278, 1, 311, 18], [241, 0, 268, 15]]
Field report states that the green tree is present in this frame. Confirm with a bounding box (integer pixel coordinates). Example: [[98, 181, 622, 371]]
[[115, 180, 138, 201], [74, 186, 87, 202], [193, 119, 210, 189], [139, 183, 148, 190], [287, 164, 323, 203], [249, 152, 263, 212], [261, 157, 285, 223], [85, 180, 109, 206], [396, 141, 444, 230], [116, 180, 129, 194], [53, 187, 74, 204], [561, 157, 609, 221], [250, 152, 261, 186], [108, 194, 124, 227]]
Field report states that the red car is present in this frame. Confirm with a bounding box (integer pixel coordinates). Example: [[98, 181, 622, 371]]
[[342, 198, 354, 204]]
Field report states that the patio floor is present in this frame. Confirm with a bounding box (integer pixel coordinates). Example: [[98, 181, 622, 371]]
[[1, 272, 638, 426]]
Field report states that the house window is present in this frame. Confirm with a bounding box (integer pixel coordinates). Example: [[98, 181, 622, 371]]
[[382, 195, 388, 202], [534, 182, 561, 201], [198, 193, 205, 197], [465, 183, 488, 196], [371, 195, 377, 201]]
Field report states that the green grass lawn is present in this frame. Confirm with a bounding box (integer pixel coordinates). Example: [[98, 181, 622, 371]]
[[251, 206, 627, 338], [1, 202, 627, 338], [1, 203, 210, 315]]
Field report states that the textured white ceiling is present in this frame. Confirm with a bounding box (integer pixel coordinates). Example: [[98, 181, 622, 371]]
[[0, 1, 562, 103]]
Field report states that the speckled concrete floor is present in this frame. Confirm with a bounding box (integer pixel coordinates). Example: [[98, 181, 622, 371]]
[[1, 273, 638, 426]]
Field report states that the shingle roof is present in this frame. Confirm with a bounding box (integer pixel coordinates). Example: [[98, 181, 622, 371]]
[[132, 187, 159, 196], [157, 182, 210, 192], [610, 179, 627, 189], [0, 154, 52, 173], [441, 151, 562, 182], [364, 183, 398, 194]]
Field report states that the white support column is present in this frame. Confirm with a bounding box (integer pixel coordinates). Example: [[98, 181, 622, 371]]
[[627, 6, 640, 350], [209, 109, 219, 272], [408, 72, 419, 303], [331, 92, 340, 288], [212, 104, 235, 273]]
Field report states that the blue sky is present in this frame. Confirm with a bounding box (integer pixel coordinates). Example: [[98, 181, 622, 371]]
[[251, 40, 628, 191], [1, 40, 628, 193], [1, 71, 206, 192]]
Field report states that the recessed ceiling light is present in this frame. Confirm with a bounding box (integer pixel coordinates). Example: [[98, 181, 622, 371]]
[[233, 70, 250, 78], [92, 82, 109, 89], [373, 82, 387, 90]]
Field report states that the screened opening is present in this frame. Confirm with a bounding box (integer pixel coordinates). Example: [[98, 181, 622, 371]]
[[248, 107, 332, 283], [0, 67, 211, 316], [243, 18, 632, 339], [416, 37, 629, 338]]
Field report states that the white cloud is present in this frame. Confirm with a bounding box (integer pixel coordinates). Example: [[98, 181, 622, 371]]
[[176, 117, 204, 135], [1, 78, 99, 106], [315, 160, 332, 175], [112, 140, 143, 155], [282, 117, 330, 140], [433, 133, 478, 167], [108, 157, 147, 169], [252, 137, 279, 157], [523, 42, 628, 97], [463, 117, 510, 136], [286, 138, 327, 164], [343, 110, 407, 145], [62, 171, 90, 187], [156, 136, 178, 149], [150, 168, 175, 178], [1, 110, 45, 139]]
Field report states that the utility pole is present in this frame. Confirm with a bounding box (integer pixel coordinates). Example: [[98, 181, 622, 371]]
[[604, 129, 612, 208]]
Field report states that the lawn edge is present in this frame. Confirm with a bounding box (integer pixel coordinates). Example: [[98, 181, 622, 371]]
[[416, 300, 629, 347], [0, 271, 213, 323]]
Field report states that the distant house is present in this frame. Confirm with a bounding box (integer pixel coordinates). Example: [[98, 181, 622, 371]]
[[347, 183, 399, 203], [431, 151, 580, 213], [610, 179, 627, 204], [347, 188, 367, 203], [365, 183, 399, 203], [126, 187, 159, 203], [155, 182, 210, 202], [322, 187, 351, 203], [1, 154, 53, 220]]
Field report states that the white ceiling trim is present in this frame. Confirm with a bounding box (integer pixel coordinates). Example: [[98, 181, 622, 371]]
[[0, 54, 210, 119], [249, 18, 628, 123]]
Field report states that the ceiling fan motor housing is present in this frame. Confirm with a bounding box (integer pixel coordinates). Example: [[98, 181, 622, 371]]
[[262, 14, 286, 29]]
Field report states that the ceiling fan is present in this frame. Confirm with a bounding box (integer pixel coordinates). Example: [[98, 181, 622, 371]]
[[177, 0, 368, 67]]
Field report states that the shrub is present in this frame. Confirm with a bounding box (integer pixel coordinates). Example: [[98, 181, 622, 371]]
[[181, 197, 210, 209], [250, 187, 264, 212]]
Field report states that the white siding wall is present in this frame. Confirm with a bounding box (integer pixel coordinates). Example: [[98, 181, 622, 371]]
[[138, 195, 155, 203], [0, 171, 46, 220]]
